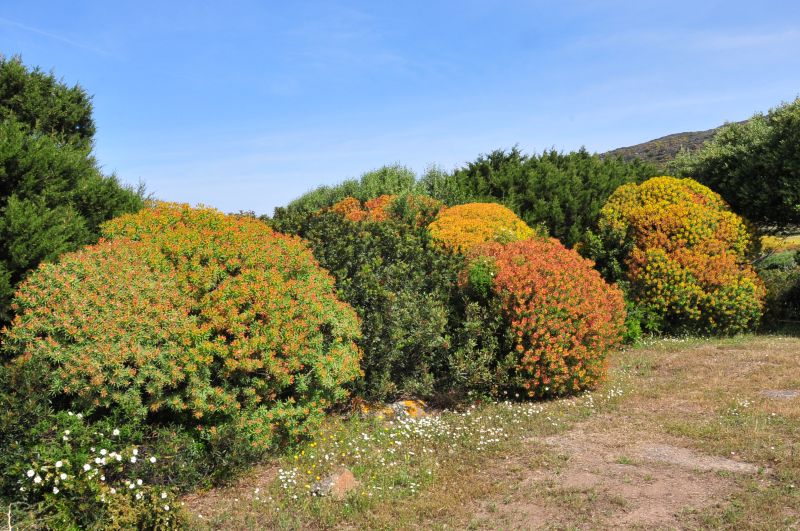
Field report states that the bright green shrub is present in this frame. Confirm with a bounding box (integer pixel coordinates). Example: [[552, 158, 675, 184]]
[[464, 238, 626, 398], [1, 203, 362, 520], [280, 208, 464, 400], [586, 176, 764, 334]]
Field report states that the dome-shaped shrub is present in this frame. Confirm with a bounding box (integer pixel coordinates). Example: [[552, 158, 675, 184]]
[[466, 238, 626, 397], [3, 203, 362, 452], [592, 176, 763, 334], [428, 202, 536, 252]]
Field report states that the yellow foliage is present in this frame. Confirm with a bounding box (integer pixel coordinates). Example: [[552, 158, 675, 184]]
[[427, 202, 536, 253]]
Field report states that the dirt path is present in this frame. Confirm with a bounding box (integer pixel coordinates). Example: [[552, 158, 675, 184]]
[[466, 416, 760, 529], [450, 337, 799, 530]]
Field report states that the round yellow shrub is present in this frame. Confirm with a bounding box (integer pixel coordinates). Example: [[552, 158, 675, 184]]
[[427, 203, 536, 252], [598, 176, 764, 334]]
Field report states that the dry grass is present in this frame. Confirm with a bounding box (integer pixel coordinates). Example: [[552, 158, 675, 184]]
[[183, 335, 800, 530]]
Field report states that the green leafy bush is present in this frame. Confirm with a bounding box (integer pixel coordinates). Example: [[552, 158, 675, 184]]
[[281, 208, 464, 400], [273, 165, 419, 222], [757, 251, 800, 330], [0, 57, 143, 324], [672, 98, 800, 233]]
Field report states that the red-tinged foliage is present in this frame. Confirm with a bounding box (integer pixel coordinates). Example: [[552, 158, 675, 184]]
[[3, 202, 362, 452], [469, 238, 626, 397], [330, 194, 444, 227]]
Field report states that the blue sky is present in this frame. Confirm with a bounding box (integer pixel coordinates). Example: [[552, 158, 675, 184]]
[[2, 1, 799, 215]]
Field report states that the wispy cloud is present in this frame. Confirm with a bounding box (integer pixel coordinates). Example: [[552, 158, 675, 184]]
[[569, 28, 800, 55], [0, 16, 112, 56]]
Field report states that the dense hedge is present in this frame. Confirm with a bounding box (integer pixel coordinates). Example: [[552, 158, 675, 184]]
[[428, 202, 537, 253], [585, 176, 764, 335], [279, 206, 464, 400], [0, 203, 362, 516], [420, 148, 657, 247], [464, 238, 626, 397]]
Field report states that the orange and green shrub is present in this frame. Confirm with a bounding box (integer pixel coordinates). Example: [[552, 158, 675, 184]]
[[1, 203, 362, 495], [330, 194, 443, 226], [465, 238, 626, 397], [588, 176, 764, 334], [428, 202, 536, 253]]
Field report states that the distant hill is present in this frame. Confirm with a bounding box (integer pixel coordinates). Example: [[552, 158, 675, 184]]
[[603, 121, 747, 167]]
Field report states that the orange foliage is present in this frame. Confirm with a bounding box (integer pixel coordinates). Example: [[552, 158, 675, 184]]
[[4, 202, 362, 450], [330, 194, 444, 226], [470, 238, 626, 397]]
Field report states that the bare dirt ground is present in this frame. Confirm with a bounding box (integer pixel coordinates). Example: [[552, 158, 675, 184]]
[[458, 336, 799, 530]]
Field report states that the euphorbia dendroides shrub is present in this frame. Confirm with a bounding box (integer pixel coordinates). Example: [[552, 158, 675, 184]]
[[428, 202, 536, 253], [465, 238, 626, 398], [585, 176, 764, 334], [330, 194, 444, 227], [1, 203, 362, 468]]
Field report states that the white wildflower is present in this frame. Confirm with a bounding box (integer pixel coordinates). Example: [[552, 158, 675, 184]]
[[26, 470, 34, 478], [55, 461, 63, 468]]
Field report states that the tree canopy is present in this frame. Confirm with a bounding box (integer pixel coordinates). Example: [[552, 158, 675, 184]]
[[0, 56, 143, 323], [672, 98, 800, 234]]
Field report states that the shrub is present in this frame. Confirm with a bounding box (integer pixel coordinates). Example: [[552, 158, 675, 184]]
[[273, 164, 419, 221], [757, 250, 800, 330], [1, 203, 361, 510], [586, 176, 764, 335], [4, 408, 185, 529], [428, 202, 537, 253], [464, 238, 626, 398], [330, 194, 444, 227], [281, 208, 464, 400]]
